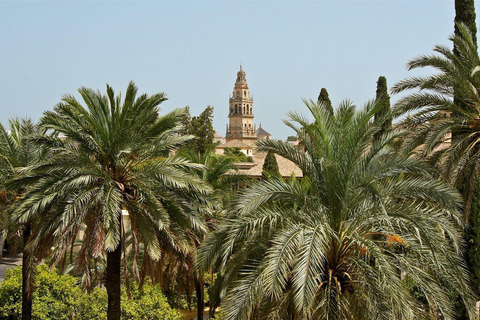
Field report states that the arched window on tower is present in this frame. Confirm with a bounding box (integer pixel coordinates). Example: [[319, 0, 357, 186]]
[[244, 91, 246, 96], [235, 104, 237, 113], [243, 106, 245, 113], [236, 91, 240, 98]]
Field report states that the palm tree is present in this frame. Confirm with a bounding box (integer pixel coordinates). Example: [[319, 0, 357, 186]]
[[10, 82, 212, 320], [177, 149, 248, 320], [197, 100, 476, 320], [0, 118, 47, 320], [391, 24, 480, 218], [391, 23, 480, 315]]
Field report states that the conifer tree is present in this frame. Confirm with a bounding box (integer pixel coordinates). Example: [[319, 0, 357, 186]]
[[454, 1, 480, 315], [455, 0, 477, 50], [181, 106, 216, 155], [317, 88, 334, 117], [190, 106, 215, 154], [374, 76, 392, 140], [262, 150, 280, 180]]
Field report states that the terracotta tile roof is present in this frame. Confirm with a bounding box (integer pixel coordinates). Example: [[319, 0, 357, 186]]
[[256, 126, 271, 137], [236, 151, 303, 178], [217, 140, 253, 149]]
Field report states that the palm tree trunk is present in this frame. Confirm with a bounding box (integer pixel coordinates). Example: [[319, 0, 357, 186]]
[[195, 274, 205, 320], [0, 229, 5, 258], [106, 216, 122, 320], [22, 223, 32, 320]]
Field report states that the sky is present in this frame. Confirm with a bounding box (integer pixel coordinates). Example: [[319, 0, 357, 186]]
[[0, 0, 477, 139]]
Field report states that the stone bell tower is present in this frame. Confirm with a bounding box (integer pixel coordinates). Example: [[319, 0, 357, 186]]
[[225, 65, 257, 144]]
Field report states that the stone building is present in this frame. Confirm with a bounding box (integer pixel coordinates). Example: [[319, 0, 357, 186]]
[[225, 65, 257, 145]]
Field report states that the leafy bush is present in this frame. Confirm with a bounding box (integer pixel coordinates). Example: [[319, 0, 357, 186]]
[[0, 266, 22, 318], [0, 265, 82, 319], [0, 265, 183, 320], [122, 282, 182, 320], [223, 147, 253, 162]]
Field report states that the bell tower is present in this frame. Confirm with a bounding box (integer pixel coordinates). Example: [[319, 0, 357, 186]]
[[225, 65, 257, 144]]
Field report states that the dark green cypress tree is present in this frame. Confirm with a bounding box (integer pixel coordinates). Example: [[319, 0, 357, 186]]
[[317, 88, 334, 117], [455, 0, 477, 51], [469, 178, 480, 293], [262, 150, 280, 180], [454, 2, 479, 318], [190, 106, 215, 155], [374, 76, 392, 140]]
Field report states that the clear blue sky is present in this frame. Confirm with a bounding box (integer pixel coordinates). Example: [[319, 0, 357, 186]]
[[0, 1, 475, 139]]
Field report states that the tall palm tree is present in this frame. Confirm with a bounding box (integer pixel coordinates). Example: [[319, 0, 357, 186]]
[[391, 24, 480, 217], [392, 23, 480, 222], [0, 118, 47, 320], [391, 23, 480, 315], [197, 100, 476, 320], [178, 149, 247, 320], [10, 82, 212, 320]]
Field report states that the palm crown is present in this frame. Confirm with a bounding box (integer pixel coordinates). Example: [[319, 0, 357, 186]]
[[198, 100, 476, 320]]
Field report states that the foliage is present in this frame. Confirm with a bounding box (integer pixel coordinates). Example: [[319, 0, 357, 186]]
[[212, 308, 227, 320], [223, 147, 253, 162], [453, 4, 479, 317], [467, 178, 480, 293], [392, 22, 480, 320], [0, 265, 183, 320], [0, 266, 23, 318], [122, 281, 183, 320], [198, 100, 476, 320], [181, 106, 216, 155], [374, 76, 392, 139], [261, 150, 280, 180], [0, 118, 47, 247], [182, 150, 248, 207], [317, 87, 334, 117], [455, 0, 477, 49], [286, 136, 297, 142], [0, 118, 49, 319], [9, 82, 211, 319], [391, 23, 480, 215], [0, 265, 83, 319]]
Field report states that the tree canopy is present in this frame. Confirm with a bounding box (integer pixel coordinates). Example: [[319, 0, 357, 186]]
[[10, 82, 211, 320], [198, 100, 475, 320], [182, 106, 216, 155]]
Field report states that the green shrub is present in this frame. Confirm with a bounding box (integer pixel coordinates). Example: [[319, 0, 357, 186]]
[[76, 287, 107, 320], [0, 266, 22, 318], [212, 308, 225, 319], [0, 266, 183, 320], [122, 282, 183, 320], [0, 265, 82, 319]]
